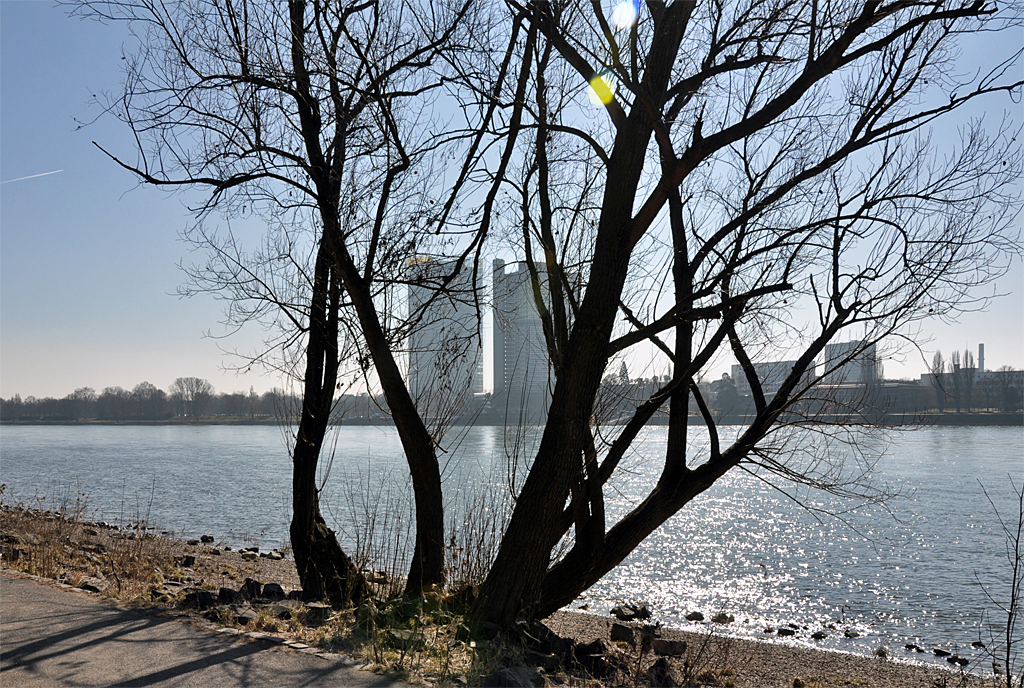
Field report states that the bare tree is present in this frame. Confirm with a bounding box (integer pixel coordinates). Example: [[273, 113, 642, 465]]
[[931, 350, 946, 411], [245, 386, 260, 418], [96, 386, 132, 420], [67, 387, 97, 420], [131, 381, 167, 419], [78, 0, 1021, 628], [72, 0, 503, 602], [169, 377, 215, 418], [963, 348, 978, 412], [998, 366, 1024, 412], [466, 0, 1021, 626], [979, 479, 1024, 688]]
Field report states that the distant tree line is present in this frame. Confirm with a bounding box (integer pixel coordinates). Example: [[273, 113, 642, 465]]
[[928, 349, 1023, 413], [0, 378, 306, 422]]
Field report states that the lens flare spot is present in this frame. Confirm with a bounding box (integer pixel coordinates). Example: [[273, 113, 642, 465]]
[[587, 74, 617, 106], [610, 0, 639, 30]]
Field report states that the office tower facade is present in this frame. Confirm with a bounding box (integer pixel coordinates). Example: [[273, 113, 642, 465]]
[[492, 259, 552, 424], [407, 258, 482, 417], [819, 341, 878, 385]]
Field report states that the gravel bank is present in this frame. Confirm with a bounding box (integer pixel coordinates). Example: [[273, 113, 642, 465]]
[[1, 506, 1000, 687], [543, 609, 991, 687]]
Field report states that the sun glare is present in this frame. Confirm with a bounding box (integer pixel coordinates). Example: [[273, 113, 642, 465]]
[[587, 74, 617, 106], [610, 0, 640, 30]]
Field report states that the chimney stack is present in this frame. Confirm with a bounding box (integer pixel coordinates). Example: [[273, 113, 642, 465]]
[[979, 343, 985, 373]]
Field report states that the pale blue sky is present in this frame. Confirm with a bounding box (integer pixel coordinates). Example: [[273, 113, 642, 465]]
[[1, 1, 1021, 400]]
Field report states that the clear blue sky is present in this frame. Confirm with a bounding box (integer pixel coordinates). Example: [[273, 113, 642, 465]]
[[1, 1, 1021, 400]]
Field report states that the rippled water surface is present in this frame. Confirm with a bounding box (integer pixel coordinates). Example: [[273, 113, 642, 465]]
[[2, 423, 1020, 666]]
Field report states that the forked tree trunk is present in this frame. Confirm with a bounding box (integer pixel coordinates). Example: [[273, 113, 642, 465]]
[[289, 252, 366, 607], [470, 74, 662, 627], [286, 0, 445, 596], [332, 247, 447, 595], [291, 438, 367, 606]]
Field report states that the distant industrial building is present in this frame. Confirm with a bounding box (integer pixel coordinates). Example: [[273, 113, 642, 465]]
[[730, 360, 816, 398], [407, 257, 482, 417], [819, 341, 878, 385], [492, 259, 553, 424], [922, 344, 1023, 412]]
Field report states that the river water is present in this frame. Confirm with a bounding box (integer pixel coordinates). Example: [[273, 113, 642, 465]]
[[1, 423, 1020, 667]]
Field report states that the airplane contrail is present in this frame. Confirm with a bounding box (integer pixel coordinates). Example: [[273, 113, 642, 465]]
[[0, 169, 64, 185]]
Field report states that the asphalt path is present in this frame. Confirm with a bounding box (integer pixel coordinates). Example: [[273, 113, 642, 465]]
[[0, 573, 401, 687]]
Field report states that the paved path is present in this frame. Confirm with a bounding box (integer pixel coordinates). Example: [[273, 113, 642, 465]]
[[0, 573, 399, 687]]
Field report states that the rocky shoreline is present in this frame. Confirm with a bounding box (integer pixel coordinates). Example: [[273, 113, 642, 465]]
[[543, 610, 988, 688], [0, 506, 1001, 687]]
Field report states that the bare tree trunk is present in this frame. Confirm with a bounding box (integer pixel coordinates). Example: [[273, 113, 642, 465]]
[[470, 184, 638, 626], [289, 250, 366, 606], [335, 246, 446, 594], [286, 0, 445, 595]]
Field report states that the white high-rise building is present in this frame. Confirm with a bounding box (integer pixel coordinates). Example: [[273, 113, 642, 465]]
[[819, 341, 878, 385], [407, 258, 482, 416], [492, 259, 552, 424]]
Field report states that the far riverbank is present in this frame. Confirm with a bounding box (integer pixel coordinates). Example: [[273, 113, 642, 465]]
[[2, 410, 1021, 426]]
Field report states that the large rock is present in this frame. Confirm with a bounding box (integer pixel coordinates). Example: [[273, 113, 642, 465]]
[[233, 606, 259, 624], [218, 587, 238, 604], [482, 667, 544, 687], [652, 638, 687, 656], [150, 584, 181, 603], [611, 604, 652, 622], [240, 578, 262, 600], [78, 577, 109, 593], [633, 604, 652, 620], [647, 657, 678, 687], [685, 611, 704, 622], [287, 588, 321, 602], [610, 623, 635, 645], [301, 602, 333, 626], [183, 589, 217, 610], [525, 650, 560, 672], [575, 638, 608, 657], [577, 652, 627, 679], [263, 602, 299, 620], [476, 621, 503, 641], [711, 612, 734, 624], [200, 535, 214, 543], [386, 629, 426, 652], [262, 583, 285, 600]]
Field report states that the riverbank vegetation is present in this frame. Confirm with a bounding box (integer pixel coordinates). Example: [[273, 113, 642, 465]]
[[0, 381, 295, 422], [69, 0, 1022, 647], [1, 504, 1003, 687]]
